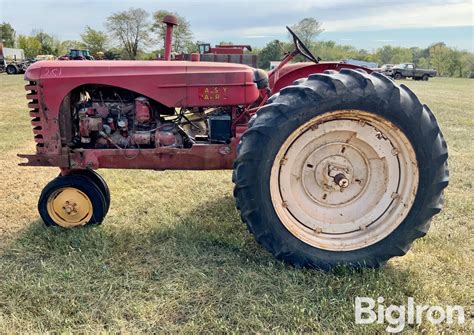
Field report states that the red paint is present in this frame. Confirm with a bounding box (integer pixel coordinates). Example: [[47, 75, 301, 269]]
[[163, 15, 178, 61], [270, 62, 373, 93], [209, 45, 251, 55], [25, 60, 259, 110], [21, 55, 369, 171], [134, 97, 151, 123]]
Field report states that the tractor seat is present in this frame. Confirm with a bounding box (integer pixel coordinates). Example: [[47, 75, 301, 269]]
[[253, 69, 269, 89]]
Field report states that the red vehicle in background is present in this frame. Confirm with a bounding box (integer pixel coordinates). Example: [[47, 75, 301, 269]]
[[175, 42, 257, 67]]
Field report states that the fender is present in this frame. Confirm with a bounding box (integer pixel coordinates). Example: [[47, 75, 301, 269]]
[[269, 62, 373, 94]]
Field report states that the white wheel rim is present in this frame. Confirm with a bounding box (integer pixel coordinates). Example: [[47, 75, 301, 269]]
[[270, 110, 419, 251]]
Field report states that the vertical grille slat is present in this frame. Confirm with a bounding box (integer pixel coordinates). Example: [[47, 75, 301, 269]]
[[25, 81, 45, 150]]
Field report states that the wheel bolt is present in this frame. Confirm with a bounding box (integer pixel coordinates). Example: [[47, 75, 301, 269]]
[[334, 173, 349, 188]]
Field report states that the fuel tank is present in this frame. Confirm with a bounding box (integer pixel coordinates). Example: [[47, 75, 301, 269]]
[[25, 60, 260, 113]]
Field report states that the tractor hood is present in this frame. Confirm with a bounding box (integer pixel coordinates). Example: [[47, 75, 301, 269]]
[[25, 60, 260, 112]]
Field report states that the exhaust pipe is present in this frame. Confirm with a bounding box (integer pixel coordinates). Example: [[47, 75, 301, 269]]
[[162, 15, 178, 61]]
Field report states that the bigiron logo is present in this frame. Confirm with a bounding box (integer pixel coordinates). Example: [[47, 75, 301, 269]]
[[355, 297, 466, 333]]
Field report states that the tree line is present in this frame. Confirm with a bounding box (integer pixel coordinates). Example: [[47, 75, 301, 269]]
[[1, 9, 472, 77], [0, 9, 193, 60], [257, 39, 474, 78]]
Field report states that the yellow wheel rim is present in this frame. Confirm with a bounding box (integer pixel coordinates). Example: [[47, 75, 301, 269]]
[[46, 187, 93, 228]]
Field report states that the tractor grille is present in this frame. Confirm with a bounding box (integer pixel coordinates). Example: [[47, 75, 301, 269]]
[[25, 81, 45, 152]]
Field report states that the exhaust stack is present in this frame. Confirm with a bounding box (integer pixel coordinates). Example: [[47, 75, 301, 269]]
[[162, 15, 178, 61]]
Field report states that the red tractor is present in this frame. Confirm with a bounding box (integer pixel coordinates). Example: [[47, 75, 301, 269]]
[[20, 16, 448, 270]]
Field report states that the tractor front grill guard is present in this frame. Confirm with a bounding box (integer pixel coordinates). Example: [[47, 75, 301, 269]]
[[25, 81, 46, 152]]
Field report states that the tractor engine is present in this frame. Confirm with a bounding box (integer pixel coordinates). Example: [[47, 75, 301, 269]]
[[71, 87, 186, 149]]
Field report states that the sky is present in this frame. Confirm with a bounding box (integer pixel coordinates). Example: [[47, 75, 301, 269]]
[[1, 0, 473, 51]]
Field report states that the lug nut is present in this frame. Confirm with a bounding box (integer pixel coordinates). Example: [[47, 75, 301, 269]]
[[334, 173, 349, 188]]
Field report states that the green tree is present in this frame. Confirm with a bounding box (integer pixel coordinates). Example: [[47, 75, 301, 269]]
[[152, 10, 193, 54], [58, 40, 84, 56], [31, 31, 62, 55], [429, 42, 451, 76], [0, 22, 16, 47], [33, 31, 54, 54], [375, 45, 411, 65], [290, 18, 324, 46], [17, 35, 42, 58], [106, 8, 151, 60], [416, 57, 431, 69], [258, 40, 288, 69], [81, 26, 108, 55], [460, 52, 474, 77]]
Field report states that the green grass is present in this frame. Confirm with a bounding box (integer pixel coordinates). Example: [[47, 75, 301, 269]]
[[0, 74, 472, 333]]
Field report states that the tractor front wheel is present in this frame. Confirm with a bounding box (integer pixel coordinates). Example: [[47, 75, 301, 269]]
[[233, 69, 448, 269], [38, 175, 107, 228], [65, 169, 111, 215]]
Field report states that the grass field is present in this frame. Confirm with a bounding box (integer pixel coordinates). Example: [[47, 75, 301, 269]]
[[0, 74, 472, 333]]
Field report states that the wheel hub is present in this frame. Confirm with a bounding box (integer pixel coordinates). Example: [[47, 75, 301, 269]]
[[304, 143, 369, 207], [47, 187, 93, 228], [270, 110, 419, 251], [62, 200, 79, 215]]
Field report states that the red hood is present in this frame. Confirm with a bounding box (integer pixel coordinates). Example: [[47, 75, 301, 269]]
[[25, 60, 256, 80], [25, 60, 259, 110]]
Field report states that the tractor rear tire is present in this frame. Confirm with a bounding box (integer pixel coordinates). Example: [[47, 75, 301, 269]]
[[38, 175, 107, 228], [233, 69, 448, 270]]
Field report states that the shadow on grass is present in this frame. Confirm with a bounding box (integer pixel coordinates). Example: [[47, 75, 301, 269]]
[[0, 195, 427, 332]]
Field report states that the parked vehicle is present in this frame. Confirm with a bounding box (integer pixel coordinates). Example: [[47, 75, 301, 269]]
[[380, 64, 394, 75], [342, 59, 378, 69], [58, 49, 94, 60], [20, 17, 448, 270], [391, 63, 437, 81], [175, 43, 257, 67], [35, 55, 56, 61], [0, 44, 30, 75]]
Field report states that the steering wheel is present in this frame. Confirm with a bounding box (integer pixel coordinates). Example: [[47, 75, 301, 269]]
[[286, 26, 319, 63]]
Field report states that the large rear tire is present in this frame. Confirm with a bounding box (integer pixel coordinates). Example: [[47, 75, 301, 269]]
[[233, 69, 448, 269]]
